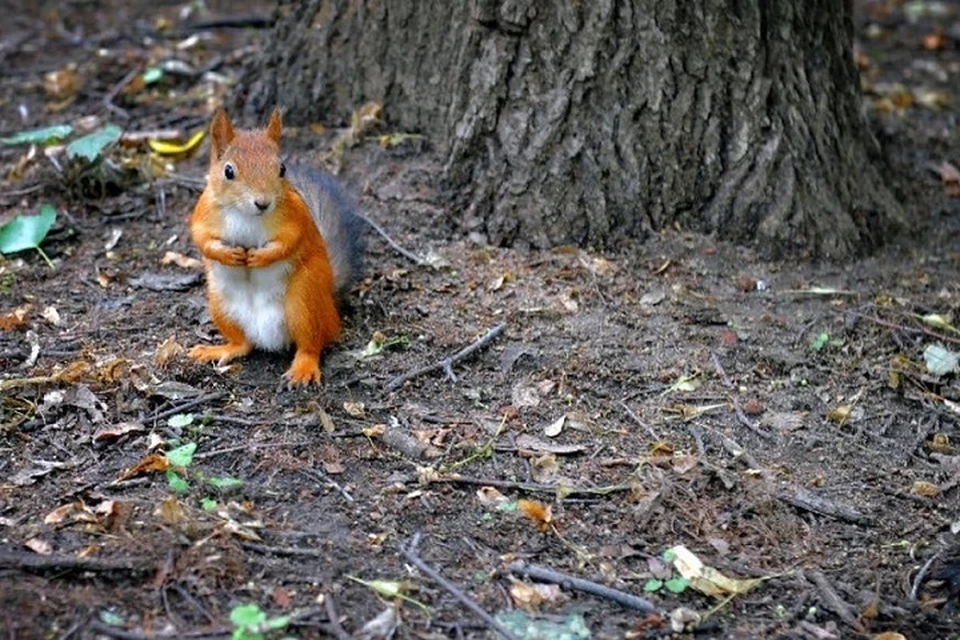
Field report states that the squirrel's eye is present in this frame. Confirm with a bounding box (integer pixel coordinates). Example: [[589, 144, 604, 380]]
[[279, 162, 286, 178], [224, 163, 235, 180]]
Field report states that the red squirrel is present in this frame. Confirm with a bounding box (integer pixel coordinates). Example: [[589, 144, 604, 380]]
[[188, 108, 362, 386]]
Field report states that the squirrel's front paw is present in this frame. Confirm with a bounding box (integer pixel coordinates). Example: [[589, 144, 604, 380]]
[[221, 246, 248, 266], [245, 249, 274, 268]]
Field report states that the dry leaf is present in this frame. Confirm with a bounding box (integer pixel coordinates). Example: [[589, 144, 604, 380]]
[[25, 538, 53, 555], [117, 453, 170, 481], [509, 579, 565, 612], [911, 480, 940, 497], [343, 401, 365, 417], [530, 454, 559, 483], [544, 415, 566, 437], [154, 336, 184, 367], [476, 486, 509, 509], [0, 304, 33, 331], [156, 497, 185, 524], [161, 250, 203, 269], [518, 498, 552, 532], [668, 544, 763, 597], [514, 434, 586, 455], [40, 306, 62, 327], [44, 503, 76, 525]]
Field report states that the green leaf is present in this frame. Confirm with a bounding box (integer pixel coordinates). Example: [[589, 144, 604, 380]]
[[0, 205, 57, 255], [201, 497, 218, 511], [98, 610, 124, 626], [924, 343, 959, 376], [66, 124, 122, 162], [166, 470, 189, 493], [643, 579, 664, 592], [208, 476, 245, 490], [142, 67, 164, 84], [811, 333, 829, 352], [230, 604, 267, 628], [0, 124, 73, 146], [496, 610, 591, 639], [264, 616, 289, 631], [664, 577, 690, 593], [167, 442, 197, 467], [167, 413, 194, 429], [662, 548, 678, 563]]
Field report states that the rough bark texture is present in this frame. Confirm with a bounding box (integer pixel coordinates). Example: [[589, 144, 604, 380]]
[[237, 0, 905, 258]]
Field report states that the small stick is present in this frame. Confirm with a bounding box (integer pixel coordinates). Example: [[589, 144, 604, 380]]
[[620, 401, 660, 441], [147, 392, 226, 424], [400, 533, 519, 640], [384, 323, 506, 391], [0, 550, 151, 573], [355, 212, 427, 266], [299, 469, 355, 503], [911, 552, 940, 600], [241, 542, 327, 558], [194, 441, 310, 460], [427, 474, 629, 498], [102, 67, 140, 120], [323, 596, 352, 640], [777, 489, 875, 526], [806, 571, 865, 632], [509, 561, 656, 613], [711, 351, 773, 441]]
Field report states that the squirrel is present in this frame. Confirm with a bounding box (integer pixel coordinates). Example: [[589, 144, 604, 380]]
[[187, 107, 363, 386]]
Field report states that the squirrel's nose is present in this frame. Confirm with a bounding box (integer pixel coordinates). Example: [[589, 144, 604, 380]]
[[254, 199, 271, 211]]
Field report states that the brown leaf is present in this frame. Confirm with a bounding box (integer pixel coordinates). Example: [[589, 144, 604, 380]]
[[154, 336, 185, 367], [117, 454, 170, 481], [161, 251, 203, 269], [0, 304, 33, 331], [518, 498, 552, 532]]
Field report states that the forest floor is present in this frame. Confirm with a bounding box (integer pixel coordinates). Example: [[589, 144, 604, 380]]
[[3, 1, 960, 639]]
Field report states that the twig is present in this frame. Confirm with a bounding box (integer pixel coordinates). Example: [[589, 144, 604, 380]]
[[509, 561, 656, 613], [299, 469, 355, 503], [0, 550, 151, 574], [426, 474, 629, 498], [852, 311, 960, 347], [323, 596, 351, 640], [620, 401, 660, 441], [384, 323, 506, 391], [185, 14, 274, 30], [102, 67, 140, 120], [146, 392, 227, 424], [806, 571, 865, 632], [711, 351, 774, 441], [241, 542, 327, 558], [355, 211, 427, 266], [194, 441, 310, 460], [777, 489, 875, 526], [400, 533, 519, 640], [911, 552, 941, 600]]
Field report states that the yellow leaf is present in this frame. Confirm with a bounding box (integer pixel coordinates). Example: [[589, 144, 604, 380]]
[[668, 544, 763, 597], [148, 130, 205, 156]]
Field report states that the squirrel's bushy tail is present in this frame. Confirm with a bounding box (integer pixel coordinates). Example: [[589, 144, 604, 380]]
[[286, 165, 364, 297]]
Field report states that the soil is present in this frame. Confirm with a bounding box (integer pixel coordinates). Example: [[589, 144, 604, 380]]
[[2, 1, 960, 639]]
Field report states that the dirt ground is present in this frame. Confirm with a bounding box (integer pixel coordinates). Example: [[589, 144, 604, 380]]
[[3, 1, 960, 639]]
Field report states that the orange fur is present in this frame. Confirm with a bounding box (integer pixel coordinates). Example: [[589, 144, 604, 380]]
[[188, 108, 341, 386]]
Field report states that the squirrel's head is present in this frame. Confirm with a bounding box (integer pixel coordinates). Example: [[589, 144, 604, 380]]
[[207, 108, 287, 217]]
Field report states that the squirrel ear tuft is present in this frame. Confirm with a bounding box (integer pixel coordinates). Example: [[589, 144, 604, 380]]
[[266, 108, 283, 145], [210, 108, 235, 159]]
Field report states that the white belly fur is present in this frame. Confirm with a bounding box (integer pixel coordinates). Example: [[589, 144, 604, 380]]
[[209, 262, 293, 351], [210, 209, 292, 351]]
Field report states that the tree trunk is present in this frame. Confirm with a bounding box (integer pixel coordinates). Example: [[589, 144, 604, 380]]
[[237, 0, 904, 258]]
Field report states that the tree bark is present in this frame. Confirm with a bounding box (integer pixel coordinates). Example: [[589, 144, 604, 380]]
[[237, 0, 905, 259]]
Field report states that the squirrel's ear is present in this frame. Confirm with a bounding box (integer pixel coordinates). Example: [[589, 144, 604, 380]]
[[210, 109, 235, 159], [266, 108, 283, 145]]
